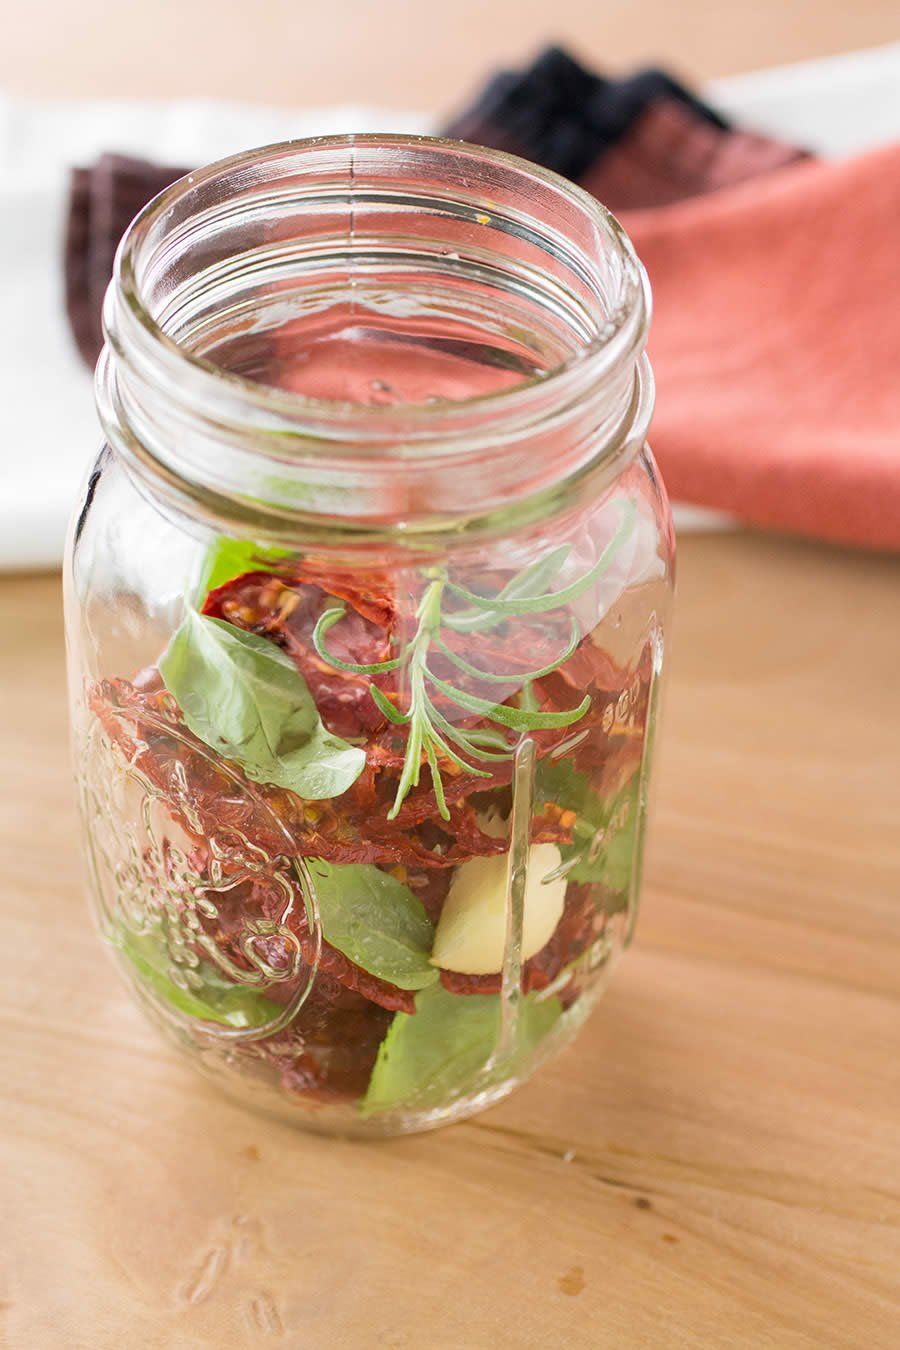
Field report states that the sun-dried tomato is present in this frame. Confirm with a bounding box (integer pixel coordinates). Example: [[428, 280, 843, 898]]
[[202, 570, 395, 741], [90, 558, 651, 1033], [229, 971, 393, 1103]]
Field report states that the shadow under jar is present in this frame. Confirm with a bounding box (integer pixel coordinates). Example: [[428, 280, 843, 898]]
[[65, 135, 674, 1136]]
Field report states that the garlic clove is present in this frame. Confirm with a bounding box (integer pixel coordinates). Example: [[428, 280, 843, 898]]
[[431, 843, 567, 975]]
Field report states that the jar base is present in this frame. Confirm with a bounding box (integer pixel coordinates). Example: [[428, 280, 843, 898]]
[[132, 971, 610, 1139]]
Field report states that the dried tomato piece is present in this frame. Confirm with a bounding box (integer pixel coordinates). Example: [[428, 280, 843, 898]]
[[91, 681, 416, 1012], [196, 871, 417, 1015], [91, 679, 403, 866], [200, 564, 649, 829], [293, 556, 396, 629], [403, 863, 453, 926], [202, 570, 394, 740], [231, 971, 393, 1104]]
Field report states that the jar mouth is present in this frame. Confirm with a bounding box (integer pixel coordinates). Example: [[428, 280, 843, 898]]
[[101, 134, 652, 528], [111, 134, 648, 438]]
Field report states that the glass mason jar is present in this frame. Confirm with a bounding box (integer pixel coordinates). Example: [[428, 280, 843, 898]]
[[64, 136, 674, 1136]]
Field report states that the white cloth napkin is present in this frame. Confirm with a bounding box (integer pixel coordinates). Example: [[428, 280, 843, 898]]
[[2, 43, 899, 570]]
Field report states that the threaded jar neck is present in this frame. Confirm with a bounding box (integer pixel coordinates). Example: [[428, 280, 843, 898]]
[[98, 134, 652, 538]]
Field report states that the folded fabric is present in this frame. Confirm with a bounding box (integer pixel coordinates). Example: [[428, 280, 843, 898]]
[[66, 155, 185, 366], [2, 98, 426, 573], [62, 49, 900, 549], [443, 49, 808, 207], [65, 51, 806, 370], [624, 144, 900, 550], [447, 51, 900, 548]]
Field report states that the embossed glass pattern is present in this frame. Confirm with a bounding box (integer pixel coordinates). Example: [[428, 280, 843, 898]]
[[65, 137, 674, 1135]]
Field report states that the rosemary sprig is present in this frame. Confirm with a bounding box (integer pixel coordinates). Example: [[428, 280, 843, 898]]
[[444, 500, 635, 620], [432, 617, 580, 684], [311, 501, 635, 821]]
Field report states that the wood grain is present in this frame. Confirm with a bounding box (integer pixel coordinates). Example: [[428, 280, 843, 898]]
[[2, 530, 899, 1348], [4, 6, 900, 1342], [2, 0, 899, 108]]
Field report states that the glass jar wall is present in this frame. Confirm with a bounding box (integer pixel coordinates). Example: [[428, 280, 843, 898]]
[[65, 136, 674, 1135]]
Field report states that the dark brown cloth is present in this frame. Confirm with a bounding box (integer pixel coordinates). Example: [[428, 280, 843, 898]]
[[64, 154, 186, 365]]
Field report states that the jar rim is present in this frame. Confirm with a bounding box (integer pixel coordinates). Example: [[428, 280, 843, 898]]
[[100, 133, 653, 533], [109, 133, 650, 444]]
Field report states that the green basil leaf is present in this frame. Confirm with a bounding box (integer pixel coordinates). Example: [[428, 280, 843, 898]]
[[306, 860, 439, 991], [537, 758, 640, 890], [194, 536, 293, 601], [361, 983, 562, 1116], [114, 925, 282, 1029], [159, 611, 365, 800], [595, 778, 641, 893]]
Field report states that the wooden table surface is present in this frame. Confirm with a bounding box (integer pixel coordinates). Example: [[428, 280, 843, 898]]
[[3, 534, 899, 1348], [2, 0, 899, 106], [3, 5, 900, 1347]]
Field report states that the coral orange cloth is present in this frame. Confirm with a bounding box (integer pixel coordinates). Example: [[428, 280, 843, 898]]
[[64, 47, 900, 551], [622, 144, 900, 550]]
